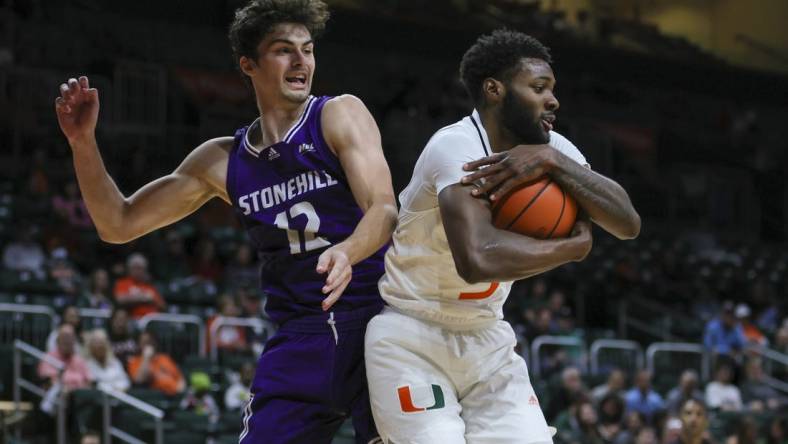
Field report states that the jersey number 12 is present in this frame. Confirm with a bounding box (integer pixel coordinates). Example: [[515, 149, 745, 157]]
[[274, 202, 331, 254]]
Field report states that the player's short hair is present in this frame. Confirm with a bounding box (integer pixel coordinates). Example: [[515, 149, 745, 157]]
[[228, 0, 330, 62], [459, 29, 552, 104]]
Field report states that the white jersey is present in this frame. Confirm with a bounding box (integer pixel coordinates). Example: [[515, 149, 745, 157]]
[[379, 109, 587, 327]]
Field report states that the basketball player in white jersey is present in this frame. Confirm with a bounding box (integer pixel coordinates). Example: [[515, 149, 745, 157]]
[[365, 30, 640, 443]]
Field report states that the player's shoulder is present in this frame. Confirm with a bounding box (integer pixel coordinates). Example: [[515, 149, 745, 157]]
[[178, 137, 233, 175], [322, 94, 368, 117], [190, 136, 235, 160], [548, 130, 587, 166], [423, 119, 478, 155]]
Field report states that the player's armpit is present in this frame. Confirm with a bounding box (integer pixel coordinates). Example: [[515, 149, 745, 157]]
[[92, 137, 233, 243], [439, 183, 591, 284]]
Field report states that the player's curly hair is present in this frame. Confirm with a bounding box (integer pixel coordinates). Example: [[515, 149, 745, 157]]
[[228, 0, 330, 62], [459, 29, 552, 104]]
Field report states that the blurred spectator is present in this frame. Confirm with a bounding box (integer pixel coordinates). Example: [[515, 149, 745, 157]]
[[225, 361, 255, 411], [224, 243, 259, 290], [113, 253, 165, 319], [616, 411, 646, 444], [703, 301, 746, 359], [108, 308, 139, 366], [625, 370, 665, 424], [725, 416, 758, 444], [546, 366, 586, 421], [740, 357, 782, 412], [635, 427, 658, 444], [79, 268, 113, 310], [38, 324, 92, 391], [526, 307, 555, 344], [766, 416, 786, 444], [206, 294, 248, 354], [734, 303, 767, 347], [776, 325, 788, 356], [46, 305, 83, 353], [668, 398, 713, 444], [28, 148, 50, 197], [190, 237, 222, 281], [152, 230, 192, 283], [748, 278, 779, 334], [565, 399, 604, 443], [662, 417, 682, 444], [597, 393, 625, 442], [80, 431, 100, 444], [705, 361, 742, 411], [127, 330, 185, 396], [51, 180, 92, 229], [591, 368, 627, 404], [2, 225, 46, 278], [179, 371, 219, 420], [238, 286, 264, 318], [84, 329, 130, 392], [48, 249, 82, 303], [665, 369, 704, 414]]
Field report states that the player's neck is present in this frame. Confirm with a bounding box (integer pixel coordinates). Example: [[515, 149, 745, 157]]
[[253, 96, 309, 147], [478, 108, 517, 153]]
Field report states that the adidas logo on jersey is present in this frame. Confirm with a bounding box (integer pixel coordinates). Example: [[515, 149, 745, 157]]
[[298, 143, 315, 154], [267, 147, 280, 160]]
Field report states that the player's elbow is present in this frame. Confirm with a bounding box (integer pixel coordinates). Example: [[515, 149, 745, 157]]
[[454, 250, 494, 284], [382, 202, 398, 234], [616, 213, 641, 240], [96, 225, 135, 244]]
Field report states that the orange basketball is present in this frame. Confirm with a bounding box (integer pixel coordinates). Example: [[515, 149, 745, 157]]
[[491, 177, 577, 239]]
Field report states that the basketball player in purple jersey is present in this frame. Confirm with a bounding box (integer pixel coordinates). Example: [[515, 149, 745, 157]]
[[54, 1, 396, 442]]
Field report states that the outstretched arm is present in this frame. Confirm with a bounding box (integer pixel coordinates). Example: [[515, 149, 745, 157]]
[[439, 183, 592, 284], [462, 136, 640, 240], [55, 76, 230, 244], [317, 95, 398, 309]]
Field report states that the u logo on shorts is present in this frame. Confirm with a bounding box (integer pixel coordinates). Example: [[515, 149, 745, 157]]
[[396, 385, 445, 413]]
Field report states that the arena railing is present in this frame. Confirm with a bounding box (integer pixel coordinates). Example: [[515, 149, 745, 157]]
[[589, 339, 644, 375], [137, 313, 206, 358], [645, 342, 709, 381], [77, 307, 112, 329], [13, 340, 66, 444], [747, 345, 788, 394], [208, 316, 277, 362], [1, 303, 57, 350], [618, 297, 692, 342], [530, 335, 587, 377], [101, 386, 164, 444]]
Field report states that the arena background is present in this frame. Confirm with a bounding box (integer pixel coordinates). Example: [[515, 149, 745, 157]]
[[0, 0, 786, 443]]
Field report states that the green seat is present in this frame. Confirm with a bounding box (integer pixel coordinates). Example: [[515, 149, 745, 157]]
[[71, 389, 104, 433], [171, 410, 213, 433], [164, 429, 205, 444], [216, 433, 241, 444], [182, 355, 222, 382], [126, 387, 172, 410], [116, 406, 160, 441]]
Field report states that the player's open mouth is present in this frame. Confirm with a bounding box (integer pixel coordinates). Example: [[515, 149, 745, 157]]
[[540, 115, 555, 132], [285, 74, 307, 88]]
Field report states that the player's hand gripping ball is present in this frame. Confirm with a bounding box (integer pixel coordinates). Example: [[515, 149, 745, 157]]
[[491, 176, 577, 239]]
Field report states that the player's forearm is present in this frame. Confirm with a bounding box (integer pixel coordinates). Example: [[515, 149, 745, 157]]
[[334, 201, 397, 265], [70, 136, 132, 243], [458, 229, 590, 283], [551, 158, 640, 240]]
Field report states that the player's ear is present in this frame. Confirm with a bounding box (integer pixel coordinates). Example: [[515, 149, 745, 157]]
[[483, 78, 503, 104], [239, 56, 257, 77]]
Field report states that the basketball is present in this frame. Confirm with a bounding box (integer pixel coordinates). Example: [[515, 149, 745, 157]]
[[491, 177, 577, 239]]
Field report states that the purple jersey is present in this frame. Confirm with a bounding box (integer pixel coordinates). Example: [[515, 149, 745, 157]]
[[226, 95, 385, 324]]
